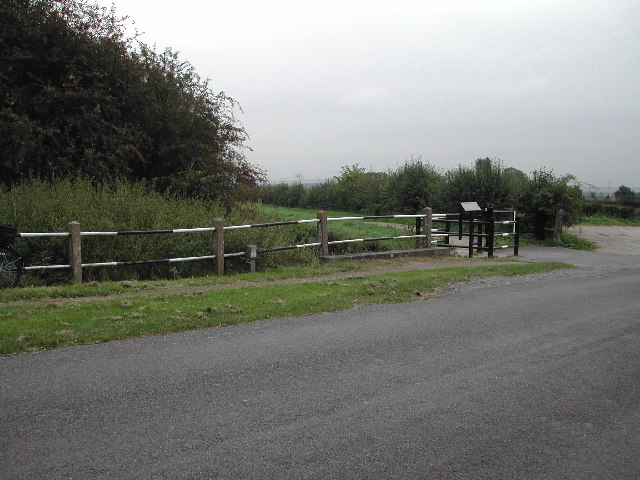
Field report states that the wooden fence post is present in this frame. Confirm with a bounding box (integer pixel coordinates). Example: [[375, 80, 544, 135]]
[[245, 244, 257, 273], [553, 209, 564, 242], [317, 210, 329, 257], [213, 218, 224, 275], [67, 221, 82, 283], [423, 207, 432, 248]]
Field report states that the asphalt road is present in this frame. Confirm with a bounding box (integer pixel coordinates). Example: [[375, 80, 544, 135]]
[[1, 247, 639, 479]]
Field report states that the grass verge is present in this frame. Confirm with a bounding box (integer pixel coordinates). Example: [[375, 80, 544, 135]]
[[538, 232, 598, 251], [0, 261, 571, 355], [0, 261, 370, 303]]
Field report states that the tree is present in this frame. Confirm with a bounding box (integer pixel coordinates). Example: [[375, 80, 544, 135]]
[[305, 179, 340, 210], [613, 185, 639, 207], [442, 158, 516, 211], [517, 168, 583, 226], [383, 158, 443, 213], [0, 0, 263, 203], [333, 165, 387, 213]]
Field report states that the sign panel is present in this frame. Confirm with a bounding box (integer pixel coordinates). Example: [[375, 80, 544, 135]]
[[461, 202, 481, 212]]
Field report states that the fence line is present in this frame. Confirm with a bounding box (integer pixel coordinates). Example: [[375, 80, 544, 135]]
[[14, 207, 528, 283]]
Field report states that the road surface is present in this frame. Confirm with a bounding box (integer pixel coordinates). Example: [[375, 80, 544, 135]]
[[1, 246, 639, 479]]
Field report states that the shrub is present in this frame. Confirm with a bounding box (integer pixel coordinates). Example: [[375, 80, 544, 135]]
[[1, 0, 263, 204]]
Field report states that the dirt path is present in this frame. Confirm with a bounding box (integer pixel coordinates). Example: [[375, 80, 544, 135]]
[[566, 225, 640, 256]]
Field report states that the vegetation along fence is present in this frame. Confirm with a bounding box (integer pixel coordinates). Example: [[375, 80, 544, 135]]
[[14, 208, 525, 284]]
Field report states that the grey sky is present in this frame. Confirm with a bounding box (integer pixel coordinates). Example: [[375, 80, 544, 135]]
[[102, 0, 639, 188]]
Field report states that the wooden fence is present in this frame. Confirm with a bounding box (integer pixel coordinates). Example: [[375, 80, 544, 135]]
[[13, 207, 540, 283]]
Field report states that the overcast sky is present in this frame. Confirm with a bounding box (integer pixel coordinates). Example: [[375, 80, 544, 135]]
[[100, 0, 639, 189]]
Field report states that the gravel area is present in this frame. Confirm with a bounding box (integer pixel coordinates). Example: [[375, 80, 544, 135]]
[[437, 225, 640, 296], [566, 225, 640, 255]]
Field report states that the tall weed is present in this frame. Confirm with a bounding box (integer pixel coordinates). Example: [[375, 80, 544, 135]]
[[0, 178, 315, 284]]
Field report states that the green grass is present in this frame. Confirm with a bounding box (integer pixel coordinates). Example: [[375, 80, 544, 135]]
[[259, 204, 422, 251], [526, 232, 598, 251], [259, 204, 415, 221], [260, 206, 604, 252], [578, 215, 640, 227], [0, 261, 365, 303], [0, 261, 571, 355]]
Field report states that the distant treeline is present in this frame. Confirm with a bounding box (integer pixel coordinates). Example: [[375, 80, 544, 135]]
[[581, 201, 640, 219], [257, 158, 585, 223]]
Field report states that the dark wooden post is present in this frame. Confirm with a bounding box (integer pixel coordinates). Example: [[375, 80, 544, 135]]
[[213, 218, 224, 275], [445, 216, 451, 245], [423, 207, 432, 248], [415, 216, 422, 249], [535, 209, 545, 240], [67, 221, 82, 283], [514, 219, 520, 256], [486, 207, 495, 258], [317, 210, 329, 257], [468, 214, 474, 258], [477, 212, 484, 250]]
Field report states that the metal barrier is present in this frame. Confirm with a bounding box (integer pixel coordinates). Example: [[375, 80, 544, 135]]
[[429, 208, 520, 258]]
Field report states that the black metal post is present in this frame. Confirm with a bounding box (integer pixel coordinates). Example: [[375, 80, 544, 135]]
[[486, 208, 495, 258], [535, 209, 545, 240], [445, 217, 451, 245], [468, 214, 474, 258], [514, 219, 520, 256]]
